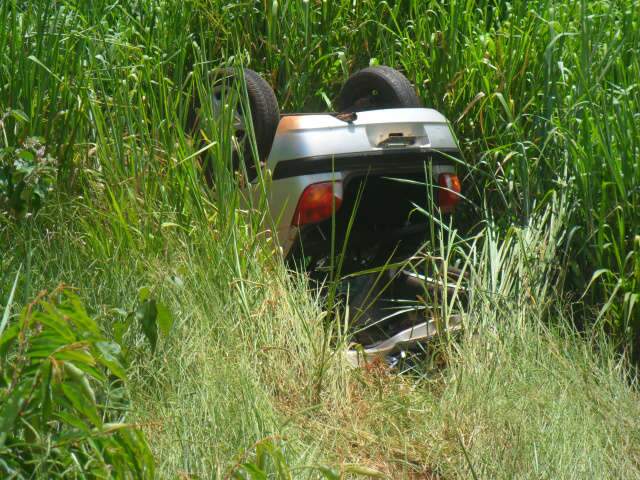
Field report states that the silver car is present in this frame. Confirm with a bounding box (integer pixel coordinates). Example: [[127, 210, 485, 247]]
[[266, 107, 460, 256], [197, 66, 463, 363]]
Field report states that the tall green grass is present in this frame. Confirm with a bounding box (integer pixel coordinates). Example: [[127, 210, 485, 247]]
[[2, 0, 637, 345], [1, 0, 639, 477], [4, 164, 638, 477]]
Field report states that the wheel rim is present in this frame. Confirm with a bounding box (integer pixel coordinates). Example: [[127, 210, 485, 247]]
[[212, 84, 246, 140]]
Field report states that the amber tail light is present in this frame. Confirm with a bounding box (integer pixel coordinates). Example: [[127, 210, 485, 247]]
[[438, 173, 461, 213], [292, 181, 343, 226]]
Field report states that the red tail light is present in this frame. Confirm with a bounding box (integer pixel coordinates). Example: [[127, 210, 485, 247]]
[[292, 181, 343, 226], [438, 173, 461, 213]]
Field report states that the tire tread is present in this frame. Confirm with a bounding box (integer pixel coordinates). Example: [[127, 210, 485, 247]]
[[337, 66, 422, 112]]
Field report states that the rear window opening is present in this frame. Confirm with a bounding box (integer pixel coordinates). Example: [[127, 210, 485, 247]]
[[337, 173, 432, 231], [291, 172, 438, 261]]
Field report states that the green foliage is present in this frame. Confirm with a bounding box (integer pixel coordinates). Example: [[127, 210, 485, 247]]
[[0, 0, 637, 348], [110, 286, 175, 354], [0, 135, 56, 218], [0, 286, 154, 479]]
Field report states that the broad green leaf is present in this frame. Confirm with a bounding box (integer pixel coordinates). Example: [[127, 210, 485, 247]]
[[138, 286, 151, 303], [114, 428, 156, 479], [33, 311, 76, 342], [0, 381, 31, 448], [0, 323, 20, 357], [52, 350, 98, 371], [39, 360, 53, 429], [17, 149, 35, 163], [55, 411, 91, 433], [236, 463, 268, 480], [136, 300, 158, 351], [64, 362, 97, 405], [113, 320, 128, 347], [95, 341, 126, 379], [65, 294, 101, 337], [61, 382, 101, 427], [156, 302, 174, 337]]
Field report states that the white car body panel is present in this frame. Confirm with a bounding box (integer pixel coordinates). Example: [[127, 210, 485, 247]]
[[266, 108, 457, 166], [253, 108, 460, 255]]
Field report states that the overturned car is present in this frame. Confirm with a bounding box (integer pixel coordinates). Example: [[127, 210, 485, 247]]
[[193, 65, 464, 363]]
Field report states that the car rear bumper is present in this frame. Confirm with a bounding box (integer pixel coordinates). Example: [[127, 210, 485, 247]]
[[266, 108, 459, 168], [271, 148, 459, 180]]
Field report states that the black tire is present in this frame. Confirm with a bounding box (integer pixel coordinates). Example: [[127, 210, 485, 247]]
[[192, 67, 279, 181], [238, 68, 280, 172], [336, 65, 422, 112]]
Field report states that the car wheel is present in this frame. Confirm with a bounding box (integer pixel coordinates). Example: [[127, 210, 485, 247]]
[[192, 67, 279, 182], [336, 65, 422, 112]]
